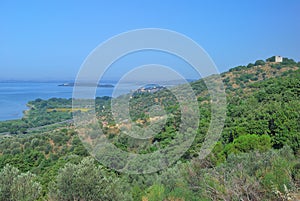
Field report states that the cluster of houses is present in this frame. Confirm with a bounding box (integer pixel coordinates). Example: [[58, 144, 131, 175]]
[[133, 84, 165, 95]]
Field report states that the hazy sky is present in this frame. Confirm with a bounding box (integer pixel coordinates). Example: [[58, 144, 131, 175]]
[[1, 0, 299, 80]]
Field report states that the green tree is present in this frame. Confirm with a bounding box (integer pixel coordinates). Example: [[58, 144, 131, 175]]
[[266, 56, 275, 62], [225, 134, 272, 155], [254, 59, 266, 66], [11, 172, 41, 201], [144, 184, 166, 201], [49, 157, 132, 201], [0, 164, 41, 201], [0, 164, 19, 201]]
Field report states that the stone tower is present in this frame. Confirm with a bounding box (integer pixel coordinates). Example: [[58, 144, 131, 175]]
[[275, 56, 283, 63]]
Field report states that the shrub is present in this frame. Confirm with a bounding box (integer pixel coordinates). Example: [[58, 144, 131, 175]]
[[254, 60, 265, 66]]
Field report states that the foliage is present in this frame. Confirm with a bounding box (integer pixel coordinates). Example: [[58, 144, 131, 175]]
[[0, 57, 299, 200], [48, 157, 132, 201], [0, 164, 42, 201], [254, 59, 265, 66], [224, 134, 272, 155]]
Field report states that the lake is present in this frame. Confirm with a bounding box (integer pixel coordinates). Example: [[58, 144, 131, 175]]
[[0, 81, 139, 121]]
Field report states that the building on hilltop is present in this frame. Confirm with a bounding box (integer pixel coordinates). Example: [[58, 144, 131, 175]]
[[275, 56, 283, 63], [132, 84, 165, 96]]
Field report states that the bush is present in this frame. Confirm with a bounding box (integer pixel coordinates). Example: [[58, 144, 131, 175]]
[[247, 63, 254, 68], [0, 164, 42, 201], [49, 157, 132, 201], [225, 134, 272, 155], [254, 60, 265, 66], [271, 64, 282, 69], [282, 58, 296, 65], [266, 56, 275, 62], [229, 65, 247, 72]]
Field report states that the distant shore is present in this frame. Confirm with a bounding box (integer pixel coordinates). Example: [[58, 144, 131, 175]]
[[58, 83, 114, 88]]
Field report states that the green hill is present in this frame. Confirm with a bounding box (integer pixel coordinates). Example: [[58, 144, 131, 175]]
[[0, 56, 299, 200]]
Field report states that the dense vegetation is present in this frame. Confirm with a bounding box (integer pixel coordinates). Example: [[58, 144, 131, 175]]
[[0, 57, 299, 200], [0, 98, 73, 134]]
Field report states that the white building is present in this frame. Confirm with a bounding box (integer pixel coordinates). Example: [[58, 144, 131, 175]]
[[275, 56, 283, 63]]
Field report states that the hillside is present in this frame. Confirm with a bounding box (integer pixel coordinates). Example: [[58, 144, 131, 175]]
[[0, 56, 299, 200]]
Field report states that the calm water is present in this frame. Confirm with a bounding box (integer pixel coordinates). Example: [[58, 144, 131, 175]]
[[0, 81, 138, 121]]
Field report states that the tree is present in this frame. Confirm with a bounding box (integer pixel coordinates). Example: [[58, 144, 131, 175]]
[[0, 164, 41, 201], [254, 60, 265, 66], [0, 164, 19, 201], [247, 63, 254, 68], [266, 56, 275, 62], [143, 184, 166, 201], [11, 172, 42, 201], [225, 134, 272, 155], [49, 157, 132, 201]]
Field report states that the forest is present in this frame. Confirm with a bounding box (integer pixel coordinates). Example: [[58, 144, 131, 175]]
[[0, 57, 300, 200]]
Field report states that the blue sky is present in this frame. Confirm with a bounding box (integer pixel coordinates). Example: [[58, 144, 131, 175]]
[[0, 0, 299, 80]]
